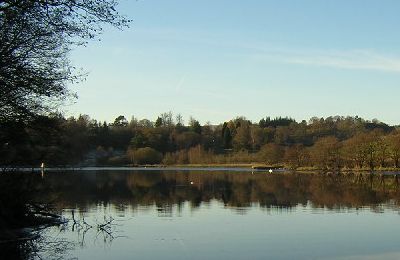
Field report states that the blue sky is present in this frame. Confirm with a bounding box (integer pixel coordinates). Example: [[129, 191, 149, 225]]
[[68, 0, 400, 125]]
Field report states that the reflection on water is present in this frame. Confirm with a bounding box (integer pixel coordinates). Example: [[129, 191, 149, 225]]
[[7, 170, 400, 259], [36, 170, 400, 211]]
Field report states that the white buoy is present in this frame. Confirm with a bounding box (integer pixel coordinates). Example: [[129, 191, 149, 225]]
[[40, 162, 45, 169], [190, 181, 194, 185], [269, 169, 273, 173]]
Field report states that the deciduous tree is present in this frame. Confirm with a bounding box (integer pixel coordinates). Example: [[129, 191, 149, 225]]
[[0, 0, 129, 122]]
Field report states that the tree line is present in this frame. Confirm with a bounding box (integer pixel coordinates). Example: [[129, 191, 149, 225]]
[[1, 112, 400, 171]]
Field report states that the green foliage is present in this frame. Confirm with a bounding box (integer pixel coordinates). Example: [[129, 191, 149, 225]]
[[130, 132, 146, 149], [155, 117, 163, 128], [259, 116, 296, 128], [113, 115, 128, 127], [222, 124, 232, 149], [188, 117, 202, 134]]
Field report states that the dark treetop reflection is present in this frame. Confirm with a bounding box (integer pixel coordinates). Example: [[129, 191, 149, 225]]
[[36, 170, 400, 212]]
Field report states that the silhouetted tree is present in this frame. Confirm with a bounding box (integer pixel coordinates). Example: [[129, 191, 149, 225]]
[[188, 116, 202, 134], [113, 115, 128, 127], [155, 117, 163, 127], [0, 0, 129, 122], [222, 123, 232, 149]]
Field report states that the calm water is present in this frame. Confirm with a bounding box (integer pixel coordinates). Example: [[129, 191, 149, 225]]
[[9, 170, 400, 259]]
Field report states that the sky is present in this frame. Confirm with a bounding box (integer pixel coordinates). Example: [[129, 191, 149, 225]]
[[67, 0, 400, 125]]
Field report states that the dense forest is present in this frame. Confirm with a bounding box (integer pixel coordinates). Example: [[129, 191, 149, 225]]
[[1, 112, 400, 171]]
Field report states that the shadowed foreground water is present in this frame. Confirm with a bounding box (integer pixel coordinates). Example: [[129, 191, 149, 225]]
[[6, 170, 400, 259]]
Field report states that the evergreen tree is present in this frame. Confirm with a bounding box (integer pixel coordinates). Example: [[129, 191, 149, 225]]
[[155, 117, 163, 127]]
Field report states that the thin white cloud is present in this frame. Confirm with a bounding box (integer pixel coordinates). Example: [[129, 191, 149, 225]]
[[136, 27, 400, 73], [175, 75, 185, 93], [279, 49, 400, 73]]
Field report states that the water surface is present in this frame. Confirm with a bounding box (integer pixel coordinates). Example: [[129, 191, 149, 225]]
[[10, 170, 400, 259]]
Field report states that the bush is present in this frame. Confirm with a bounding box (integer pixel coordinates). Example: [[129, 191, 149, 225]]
[[107, 155, 128, 166], [131, 147, 162, 165]]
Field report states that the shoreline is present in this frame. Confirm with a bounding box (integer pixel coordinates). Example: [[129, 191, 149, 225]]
[[2, 164, 400, 174]]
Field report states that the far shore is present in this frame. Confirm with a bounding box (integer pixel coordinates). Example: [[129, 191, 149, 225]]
[[3, 164, 400, 174], [111, 163, 400, 173]]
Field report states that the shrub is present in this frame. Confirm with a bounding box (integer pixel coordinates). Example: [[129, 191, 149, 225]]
[[131, 147, 162, 165]]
